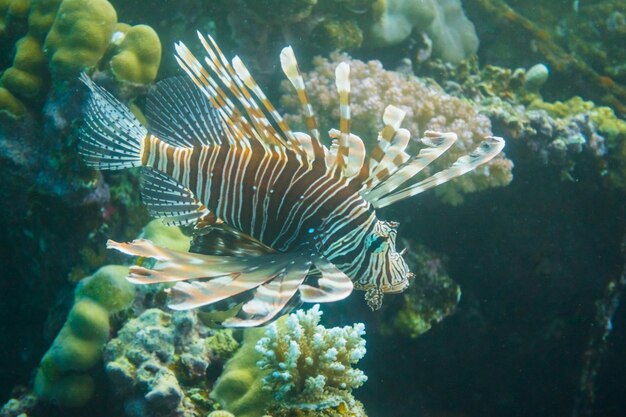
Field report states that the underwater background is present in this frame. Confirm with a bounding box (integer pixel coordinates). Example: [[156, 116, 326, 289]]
[[1, 0, 626, 416]]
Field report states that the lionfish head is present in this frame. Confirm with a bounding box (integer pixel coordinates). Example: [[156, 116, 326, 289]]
[[361, 220, 412, 310]]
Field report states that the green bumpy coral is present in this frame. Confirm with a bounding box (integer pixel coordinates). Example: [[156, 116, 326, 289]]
[[43, 0, 117, 78], [0, 0, 161, 117], [109, 23, 161, 85], [34, 265, 135, 407], [211, 327, 271, 417], [211, 305, 368, 417], [140, 218, 191, 252]]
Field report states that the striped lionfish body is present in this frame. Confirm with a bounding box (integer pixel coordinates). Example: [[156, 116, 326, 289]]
[[79, 33, 505, 327]]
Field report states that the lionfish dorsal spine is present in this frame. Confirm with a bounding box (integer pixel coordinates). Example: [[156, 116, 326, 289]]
[[279, 46, 327, 166], [369, 135, 506, 208]]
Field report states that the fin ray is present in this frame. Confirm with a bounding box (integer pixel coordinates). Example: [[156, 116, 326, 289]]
[[146, 76, 226, 147], [141, 168, 209, 226], [373, 136, 506, 208]]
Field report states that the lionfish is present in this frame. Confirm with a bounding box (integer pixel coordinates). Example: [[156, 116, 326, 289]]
[[79, 33, 504, 327]]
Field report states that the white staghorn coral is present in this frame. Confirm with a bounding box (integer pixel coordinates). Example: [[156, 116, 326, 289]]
[[281, 53, 513, 205], [255, 304, 367, 409]]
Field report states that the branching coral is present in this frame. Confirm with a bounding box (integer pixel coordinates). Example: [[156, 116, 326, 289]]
[[211, 306, 368, 417], [256, 305, 367, 409], [281, 53, 513, 204]]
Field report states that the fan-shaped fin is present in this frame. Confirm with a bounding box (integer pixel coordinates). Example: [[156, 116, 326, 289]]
[[145, 76, 226, 148], [108, 238, 314, 327], [223, 256, 310, 327], [140, 168, 209, 226]]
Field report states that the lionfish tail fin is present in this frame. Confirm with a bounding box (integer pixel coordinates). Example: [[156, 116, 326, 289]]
[[78, 73, 146, 170]]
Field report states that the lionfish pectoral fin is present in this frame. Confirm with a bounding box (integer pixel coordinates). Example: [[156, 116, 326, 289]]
[[107, 239, 259, 284], [222, 259, 310, 327], [140, 168, 210, 227], [145, 75, 227, 147], [299, 255, 354, 303], [77, 73, 146, 170], [190, 223, 276, 257], [222, 254, 311, 327], [110, 238, 314, 327]]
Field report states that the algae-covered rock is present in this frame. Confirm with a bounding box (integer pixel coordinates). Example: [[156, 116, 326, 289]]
[[44, 0, 117, 78], [312, 18, 364, 50], [104, 308, 215, 416]]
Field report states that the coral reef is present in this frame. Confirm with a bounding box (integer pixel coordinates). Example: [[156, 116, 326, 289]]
[[104, 308, 228, 417], [281, 52, 513, 205], [423, 58, 626, 189], [34, 265, 134, 407], [0, 0, 162, 118], [467, 0, 626, 116], [382, 241, 460, 339], [211, 305, 368, 417], [367, 0, 479, 62], [226, 0, 478, 75]]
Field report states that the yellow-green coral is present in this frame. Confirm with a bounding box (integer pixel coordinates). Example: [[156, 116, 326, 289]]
[[43, 0, 117, 78], [211, 327, 271, 417], [34, 265, 135, 407], [109, 23, 161, 85], [0, 0, 161, 117], [0, 0, 59, 116], [27, 0, 63, 39], [529, 96, 626, 189], [1, 35, 46, 98], [0, 0, 30, 37], [140, 218, 191, 252]]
